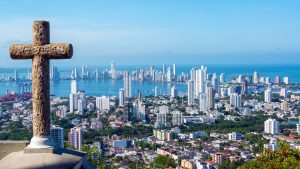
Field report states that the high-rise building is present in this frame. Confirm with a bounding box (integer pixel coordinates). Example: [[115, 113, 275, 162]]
[[167, 66, 172, 83], [68, 127, 83, 150], [110, 61, 116, 79], [274, 76, 280, 84], [253, 71, 258, 84], [212, 153, 224, 164], [77, 99, 84, 115], [207, 87, 215, 111], [172, 111, 183, 126], [187, 80, 194, 106], [27, 68, 32, 80], [78, 91, 86, 110], [95, 67, 100, 80], [190, 68, 197, 96], [154, 86, 158, 97], [162, 64, 166, 75], [280, 88, 287, 98], [264, 118, 280, 135], [96, 96, 110, 111], [156, 113, 166, 128], [0, 107, 3, 118], [196, 68, 205, 96], [123, 71, 132, 98], [212, 77, 219, 94], [265, 77, 271, 84], [138, 104, 146, 121], [14, 69, 19, 81], [264, 88, 272, 103], [220, 73, 225, 84], [69, 93, 75, 113], [237, 74, 243, 83], [199, 94, 207, 112], [230, 93, 242, 108], [51, 66, 60, 81], [171, 86, 177, 98], [173, 64, 176, 79], [119, 88, 125, 106], [71, 80, 77, 94], [297, 118, 300, 135], [50, 125, 64, 148], [283, 76, 289, 84], [281, 100, 288, 111]]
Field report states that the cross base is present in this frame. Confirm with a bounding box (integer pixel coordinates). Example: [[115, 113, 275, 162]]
[[27, 136, 54, 149]]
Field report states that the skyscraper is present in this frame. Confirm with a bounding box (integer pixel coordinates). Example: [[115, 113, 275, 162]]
[[283, 76, 289, 84], [207, 87, 215, 111], [190, 68, 197, 96], [50, 125, 64, 148], [199, 94, 207, 112], [264, 118, 280, 135], [212, 77, 219, 94], [51, 66, 60, 81], [154, 86, 158, 97], [280, 88, 287, 98], [230, 93, 242, 108], [296, 118, 300, 135], [171, 86, 178, 98], [264, 88, 272, 103], [220, 73, 225, 84], [14, 69, 19, 81], [274, 76, 280, 84], [69, 93, 75, 113], [71, 80, 78, 94], [253, 71, 258, 84], [119, 88, 125, 106], [68, 127, 83, 150], [123, 71, 132, 98], [172, 111, 183, 126], [167, 66, 172, 83], [156, 112, 166, 128], [96, 96, 110, 111], [111, 61, 116, 79], [159, 105, 168, 126], [187, 80, 194, 106], [173, 64, 176, 79]]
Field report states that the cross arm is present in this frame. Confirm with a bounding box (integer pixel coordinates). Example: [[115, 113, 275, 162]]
[[9, 44, 73, 60], [10, 44, 35, 59], [41, 44, 73, 59]]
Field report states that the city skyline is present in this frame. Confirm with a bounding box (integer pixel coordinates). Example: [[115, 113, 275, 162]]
[[0, 0, 300, 67]]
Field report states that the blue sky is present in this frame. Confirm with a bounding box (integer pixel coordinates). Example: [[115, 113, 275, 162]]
[[0, 0, 299, 67]]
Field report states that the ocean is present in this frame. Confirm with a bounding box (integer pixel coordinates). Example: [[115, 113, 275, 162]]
[[0, 64, 299, 97]]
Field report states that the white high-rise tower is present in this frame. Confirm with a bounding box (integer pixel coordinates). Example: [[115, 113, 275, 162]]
[[71, 80, 77, 94], [124, 71, 132, 98], [264, 88, 272, 103], [187, 80, 194, 106]]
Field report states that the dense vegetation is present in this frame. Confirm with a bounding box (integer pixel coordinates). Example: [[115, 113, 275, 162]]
[[84, 125, 153, 143], [181, 114, 268, 134], [0, 121, 32, 140], [239, 142, 300, 169]]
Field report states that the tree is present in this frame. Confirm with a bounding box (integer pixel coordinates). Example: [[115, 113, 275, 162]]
[[239, 142, 300, 169], [149, 155, 177, 169], [81, 145, 107, 169]]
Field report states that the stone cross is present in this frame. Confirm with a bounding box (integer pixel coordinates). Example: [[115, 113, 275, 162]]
[[9, 21, 73, 148]]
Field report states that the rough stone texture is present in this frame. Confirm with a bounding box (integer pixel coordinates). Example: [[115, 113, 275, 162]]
[[32, 55, 50, 136], [33, 20, 50, 46], [9, 20, 73, 137], [0, 141, 29, 160], [0, 148, 89, 169], [10, 44, 73, 59]]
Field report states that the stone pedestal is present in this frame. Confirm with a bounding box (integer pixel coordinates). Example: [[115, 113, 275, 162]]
[[0, 148, 89, 169]]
